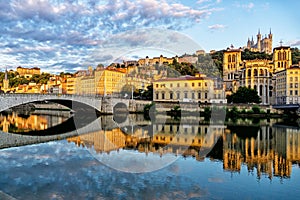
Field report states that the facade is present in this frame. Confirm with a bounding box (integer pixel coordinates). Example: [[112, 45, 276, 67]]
[[223, 43, 295, 105], [275, 65, 300, 104], [138, 55, 178, 66], [273, 46, 293, 72], [222, 47, 243, 95], [2, 69, 10, 93], [239, 59, 273, 104], [153, 73, 216, 103], [246, 29, 273, 54], [16, 66, 41, 78]]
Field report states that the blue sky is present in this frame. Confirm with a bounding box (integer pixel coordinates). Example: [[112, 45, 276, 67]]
[[0, 0, 299, 73]]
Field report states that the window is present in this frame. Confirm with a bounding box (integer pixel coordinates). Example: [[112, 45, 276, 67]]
[[290, 77, 293, 81], [198, 82, 201, 87], [198, 92, 201, 99], [170, 92, 173, 99], [192, 83, 195, 87], [290, 90, 293, 95], [185, 83, 188, 87], [170, 83, 173, 88], [295, 90, 298, 96], [162, 92, 165, 99], [290, 83, 293, 88], [156, 93, 159, 99], [156, 84, 158, 88], [295, 83, 298, 88], [177, 83, 180, 87], [295, 77, 298, 81], [205, 93, 208, 99], [184, 92, 188, 98], [191, 92, 195, 99], [177, 92, 180, 99], [205, 82, 207, 87]]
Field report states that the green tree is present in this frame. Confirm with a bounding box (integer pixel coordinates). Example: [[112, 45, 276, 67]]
[[227, 87, 261, 104]]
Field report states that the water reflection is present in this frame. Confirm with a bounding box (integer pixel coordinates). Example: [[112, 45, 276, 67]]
[[1, 109, 300, 179], [66, 117, 300, 178], [0, 110, 71, 133]]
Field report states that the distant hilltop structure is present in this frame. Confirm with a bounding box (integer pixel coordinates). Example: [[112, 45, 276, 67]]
[[246, 29, 273, 54]]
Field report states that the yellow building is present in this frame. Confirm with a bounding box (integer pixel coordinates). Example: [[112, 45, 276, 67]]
[[275, 65, 300, 104], [66, 77, 76, 95], [222, 43, 295, 105], [273, 46, 292, 72], [16, 66, 41, 78], [95, 67, 126, 96], [239, 59, 273, 104], [153, 73, 216, 103], [222, 47, 243, 94]]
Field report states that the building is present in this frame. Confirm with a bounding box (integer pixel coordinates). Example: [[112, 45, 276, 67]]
[[275, 65, 300, 104], [239, 59, 273, 104], [16, 66, 41, 78], [2, 68, 10, 93], [153, 73, 216, 103], [222, 47, 243, 95], [273, 46, 293, 72], [246, 29, 273, 54], [138, 55, 178, 66], [223, 41, 295, 104]]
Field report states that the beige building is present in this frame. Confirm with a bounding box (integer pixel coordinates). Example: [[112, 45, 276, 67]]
[[273, 46, 293, 72], [153, 73, 221, 103], [275, 65, 300, 104], [16, 66, 41, 78]]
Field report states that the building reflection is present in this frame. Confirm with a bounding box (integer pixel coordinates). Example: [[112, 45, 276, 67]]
[[223, 125, 300, 179], [0, 111, 70, 133], [68, 120, 300, 180]]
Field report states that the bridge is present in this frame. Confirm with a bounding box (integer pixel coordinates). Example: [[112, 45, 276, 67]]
[[272, 104, 300, 115], [0, 94, 146, 114]]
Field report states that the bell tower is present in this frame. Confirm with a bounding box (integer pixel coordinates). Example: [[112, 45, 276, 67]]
[[3, 68, 9, 93]]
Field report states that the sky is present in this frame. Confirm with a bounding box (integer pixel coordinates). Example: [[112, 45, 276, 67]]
[[0, 0, 299, 73]]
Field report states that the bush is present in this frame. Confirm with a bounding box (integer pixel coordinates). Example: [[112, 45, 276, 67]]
[[252, 106, 260, 114]]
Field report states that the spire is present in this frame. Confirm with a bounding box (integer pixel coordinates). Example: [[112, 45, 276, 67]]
[[258, 28, 260, 35], [4, 67, 8, 80], [269, 28, 272, 34]]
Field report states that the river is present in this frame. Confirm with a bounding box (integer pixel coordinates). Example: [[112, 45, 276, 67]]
[[0, 109, 300, 199]]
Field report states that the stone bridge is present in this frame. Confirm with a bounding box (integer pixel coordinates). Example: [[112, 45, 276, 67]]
[[0, 94, 151, 114]]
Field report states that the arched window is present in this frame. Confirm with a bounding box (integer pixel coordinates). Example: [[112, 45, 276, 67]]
[[283, 51, 287, 60], [248, 69, 251, 77], [228, 55, 231, 62], [259, 69, 264, 76], [232, 55, 236, 62], [278, 62, 281, 68], [259, 85, 263, 96], [265, 69, 268, 77], [254, 85, 257, 91], [228, 74, 230, 80], [254, 69, 258, 76], [278, 52, 281, 60]]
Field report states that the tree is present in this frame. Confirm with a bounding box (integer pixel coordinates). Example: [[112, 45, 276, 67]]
[[227, 87, 261, 104]]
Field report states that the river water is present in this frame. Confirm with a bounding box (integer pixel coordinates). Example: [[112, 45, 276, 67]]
[[0, 110, 300, 199]]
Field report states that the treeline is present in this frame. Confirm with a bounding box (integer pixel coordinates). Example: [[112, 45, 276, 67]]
[[0, 72, 51, 87]]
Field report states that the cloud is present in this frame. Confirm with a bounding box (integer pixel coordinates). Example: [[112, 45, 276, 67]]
[[288, 40, 300, 47], [208, 24, 226, 31], [0, 0, 221, 72], [235, 2, 255, 11]]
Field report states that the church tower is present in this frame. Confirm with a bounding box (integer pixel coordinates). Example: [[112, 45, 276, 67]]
[[273, 46, 292, 72], [257, 29, 262, 52], [3, 68, 9, 93]]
